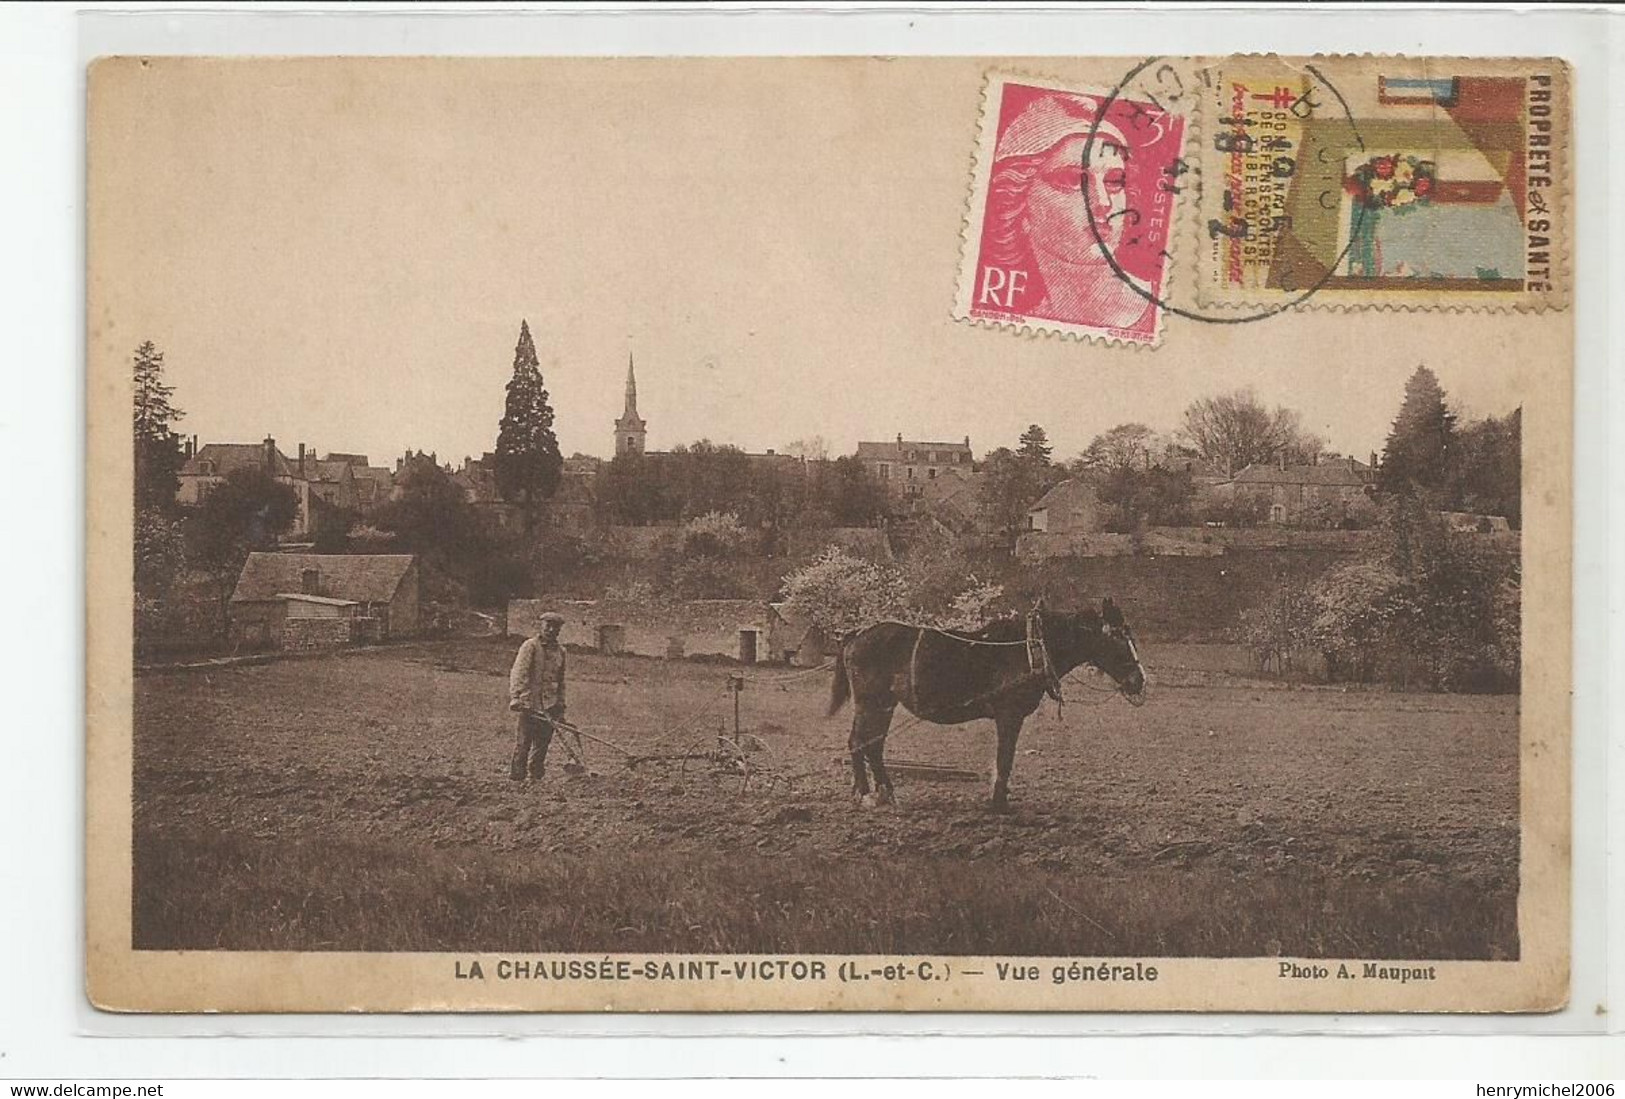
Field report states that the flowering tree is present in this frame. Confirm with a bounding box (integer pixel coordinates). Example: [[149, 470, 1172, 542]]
[[782, 546, 1006, 637], [781, 548, 909, 636]]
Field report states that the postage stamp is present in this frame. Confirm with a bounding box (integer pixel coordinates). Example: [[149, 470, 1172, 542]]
[[87, 55, 1571, 1014], [1193, 56, 1570, 311], [953, 72, 1188, 345]]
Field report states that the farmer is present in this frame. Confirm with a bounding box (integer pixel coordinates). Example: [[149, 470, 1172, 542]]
[[508, 611, 568, 782]]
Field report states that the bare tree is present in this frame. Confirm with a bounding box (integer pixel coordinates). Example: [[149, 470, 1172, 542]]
[[1180, 389, 1322, 475]]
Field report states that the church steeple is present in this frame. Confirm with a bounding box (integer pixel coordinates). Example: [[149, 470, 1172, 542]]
[[614, 352, 647, 458], [622, 353, 639, 419]]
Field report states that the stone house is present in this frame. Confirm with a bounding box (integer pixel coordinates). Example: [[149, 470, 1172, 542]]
[[1025, 478, 1105, 534], [855, 435, 975, 499], [1215, 455, 1376, 524], [177, 437, 322, 538], [228, 552, 419, 651]]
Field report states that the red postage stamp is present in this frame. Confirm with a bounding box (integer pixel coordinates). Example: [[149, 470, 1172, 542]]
[[954, 72, 1189, 346]]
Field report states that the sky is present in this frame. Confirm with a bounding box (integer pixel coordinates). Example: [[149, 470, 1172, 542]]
[[89, 57, 1546, 470]]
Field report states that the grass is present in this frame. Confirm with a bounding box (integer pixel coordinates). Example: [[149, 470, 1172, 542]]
[[134, 827, 1517, 960]]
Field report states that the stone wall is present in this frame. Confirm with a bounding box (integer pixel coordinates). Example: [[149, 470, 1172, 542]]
[[281, 616, 355, 653], [1016, 532, 1137, 561], [508, 597, 774, 661]]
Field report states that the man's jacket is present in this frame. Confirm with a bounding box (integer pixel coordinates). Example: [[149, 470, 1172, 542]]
[[509, 638, 566, 713]]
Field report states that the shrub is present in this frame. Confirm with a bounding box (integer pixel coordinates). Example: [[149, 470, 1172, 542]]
[[667, 554, 750, 600], [781, 547, 910, 635], [1300, 527, 1518, 690], [1238, 582, 1317, 676], [679, 511, 756, 558], [782, 545, 1006, 636], [1198, 493, 1270, 528]]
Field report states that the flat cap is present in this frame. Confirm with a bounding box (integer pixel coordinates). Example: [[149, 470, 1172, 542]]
[[538, 611, 566, 625]]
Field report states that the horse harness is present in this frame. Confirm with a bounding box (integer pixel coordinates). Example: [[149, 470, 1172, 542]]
[[903, 611, 1065, 711]]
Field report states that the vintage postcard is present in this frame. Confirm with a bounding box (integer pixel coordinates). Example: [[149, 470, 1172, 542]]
[[87, 55, 1571, 1013]]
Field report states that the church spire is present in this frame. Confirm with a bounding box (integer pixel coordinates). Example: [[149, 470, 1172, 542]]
[[614, 350, 647, 458]]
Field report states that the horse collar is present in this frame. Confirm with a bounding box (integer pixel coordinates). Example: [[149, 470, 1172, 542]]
[[1024, 611, 1064, 703]]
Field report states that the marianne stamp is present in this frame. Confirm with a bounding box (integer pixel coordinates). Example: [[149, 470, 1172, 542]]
[[954, 73, 1188, 345], [1194, 56, 1569, 311]]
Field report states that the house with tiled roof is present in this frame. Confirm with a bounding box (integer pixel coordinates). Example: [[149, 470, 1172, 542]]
[[1214, 454, 1376, 525], [855, 434, 975, 499], [228, 552, 419, 650], [1025, 478, 1105, 534], [177, 436, 320, 537]]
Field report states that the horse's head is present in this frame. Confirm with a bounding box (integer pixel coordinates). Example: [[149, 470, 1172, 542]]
[[1047, 598, 1146, 701]]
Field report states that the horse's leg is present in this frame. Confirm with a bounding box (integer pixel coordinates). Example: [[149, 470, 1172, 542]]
[[848, 705, 871, 801], [990, 711, 1023, 812], [862, 706, 897, 806]]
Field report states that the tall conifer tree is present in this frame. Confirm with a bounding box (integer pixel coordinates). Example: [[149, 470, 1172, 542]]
[[1379, 365, 1457, 496], [132, 340, 184, 512], [493, 320, 563, 527]]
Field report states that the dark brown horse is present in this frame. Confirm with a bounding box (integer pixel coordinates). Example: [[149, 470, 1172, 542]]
[[827, 599, 1146, 810]]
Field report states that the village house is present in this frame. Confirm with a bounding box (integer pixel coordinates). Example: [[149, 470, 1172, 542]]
[[177, 437, 396, 536], [855, 434, 975, 499], [177, 436, 319, 538], [1213, 454, 1377, 524], [324, 453, 395, 513], [228, 552, 419, 651], [912, 465, 989, 535], [1025, 478, 1106, 534]]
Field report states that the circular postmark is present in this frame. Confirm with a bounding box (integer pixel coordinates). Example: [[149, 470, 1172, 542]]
[[1081, 55, 1369, 325]]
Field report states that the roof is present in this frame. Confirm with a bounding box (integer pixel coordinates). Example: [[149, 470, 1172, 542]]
[[1229, 461, 1374, 487], [351, 466, 394, 485], [231, 553, 415, 604], [274, 592, 360, 607], [180, 442, 293, 480], [855, 438, 973, 462], [1028, 478, 1098, 514], [309, 459, 354, 483], [323, 453, 370, 467]]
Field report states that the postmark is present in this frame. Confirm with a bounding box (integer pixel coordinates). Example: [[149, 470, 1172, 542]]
[[1193, 56, 1570, 311], [953, 72, 1188, 346]]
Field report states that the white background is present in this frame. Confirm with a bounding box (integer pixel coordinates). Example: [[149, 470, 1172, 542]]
[[1, 1, 1620, 1081]]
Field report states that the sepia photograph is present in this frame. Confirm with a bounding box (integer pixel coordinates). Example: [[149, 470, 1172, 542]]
[[85, 53, 1572, 1013]]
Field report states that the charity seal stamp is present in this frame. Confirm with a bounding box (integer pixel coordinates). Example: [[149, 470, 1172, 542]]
[[954, 72, 1189, 345], [1195, 56, 1570, 311]]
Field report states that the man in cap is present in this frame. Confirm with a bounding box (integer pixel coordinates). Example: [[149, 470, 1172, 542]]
[[508, 611, 568, 781]]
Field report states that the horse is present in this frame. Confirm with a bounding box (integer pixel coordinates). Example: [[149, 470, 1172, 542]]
[[827, 599, 1146, 811]]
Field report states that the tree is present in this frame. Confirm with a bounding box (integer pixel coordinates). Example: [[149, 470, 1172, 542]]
[[803, 456, 889, 528], [1097, 466, 1195, 532], [184, 467, 299, 629], [132, 341, 184, 512], [1077, 423, 1156, 472], [781, 436, 830, 461], [376, 453, 529, 607], [492, 319, 563, 527], [1180, 388, 1321, 476], [1446, 407, 1520, 526], [978, 447, 1041, 541], [1379, 365, 1457, 497], [781, 547, 909, 635], [1017, 424, 1054, 466], [595, 452, 674, 525]]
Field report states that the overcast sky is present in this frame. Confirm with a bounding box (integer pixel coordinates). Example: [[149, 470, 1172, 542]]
[[90, 57, 1545, 469]]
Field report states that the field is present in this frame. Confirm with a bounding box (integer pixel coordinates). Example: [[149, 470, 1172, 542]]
[[132, 638, 1519, 958]]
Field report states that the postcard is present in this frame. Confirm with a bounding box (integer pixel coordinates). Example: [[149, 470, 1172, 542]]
[[87, 55, 1571, 1012]]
